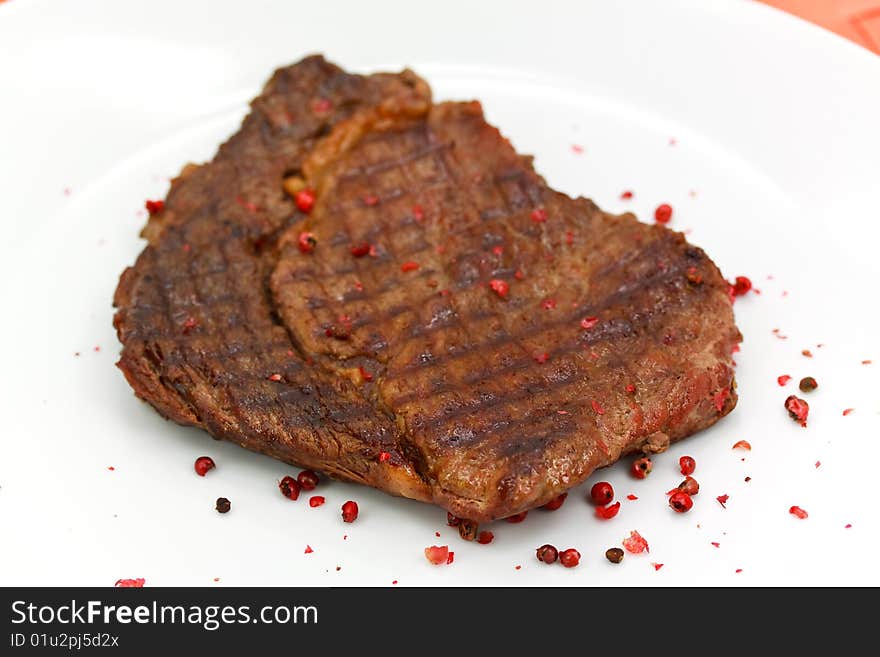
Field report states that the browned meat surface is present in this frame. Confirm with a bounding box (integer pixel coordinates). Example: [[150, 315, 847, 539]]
[[115, 56, 741, 523]]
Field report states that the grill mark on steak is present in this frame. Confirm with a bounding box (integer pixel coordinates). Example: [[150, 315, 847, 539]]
[[116, 57, 741, 523]]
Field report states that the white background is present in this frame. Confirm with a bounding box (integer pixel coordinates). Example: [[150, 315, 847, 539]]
[[0, 0, 878, 586]]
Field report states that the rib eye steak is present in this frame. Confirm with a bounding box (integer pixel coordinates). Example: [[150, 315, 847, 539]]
[[114, 56, 741, 523]]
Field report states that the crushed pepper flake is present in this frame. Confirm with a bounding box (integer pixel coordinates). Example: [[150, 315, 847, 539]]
[[622, 530, 649, 554], [842, 408, 855, 416], [620, 190, 634, 200], [732, 440, 751, 451], [716, 494, 729, 509], [815, 461, 821, 468], [571, 144, 584, 154], [626, 494, 638, 501], [304, 545, 313, 554], [777, 375, 791, 386], [114, 578, 145, 588], [845, 524, 852, 529], [802, 349, 813, 358], [591, 400, 606, 415], [789, 506, 808, 519], [735, 568, 743, 574], [711, 542, 720, 548], [652, 562, 664, 571]]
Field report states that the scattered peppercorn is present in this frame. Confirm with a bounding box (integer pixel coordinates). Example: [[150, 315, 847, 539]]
[[489, 279, 509, 298], [669, 491, 694, 513], [605, 547, 624, 564], [341, 500, 358, 523], [424, 545, 449, 565], [799, 376, 818, 393], [279, 475, 300, 500], [350, 242, 371, 257], [294, 188, 316, 213], [590, 481, 614, 505], [679, 455, 696, 476], [309, 495, 325, 508], [789, 505, 808, 519], [654, 204, 673, 224], [543, 492, 568, 511], [784, 395, 809, 427], [595, 502, 621, 520], [631, 456, 653, 479], [215, 497, 231, 513], [732, 276, 752, 296], [297, 232, 317, 254], [622, 530, 649, 554], [777, 375, 792, 386], [559, 548, 581, 568], [476, 531, 494, 545], [145, 199, 165, 216], [298, 470, 319, 490], [536, 544, 559, 564], [458, 519, 479, 541], [194, 456, 215, 477], [677, 476, 700, 496]]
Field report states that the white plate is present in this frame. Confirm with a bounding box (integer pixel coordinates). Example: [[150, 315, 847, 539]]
[[1, 0, 878, 587]]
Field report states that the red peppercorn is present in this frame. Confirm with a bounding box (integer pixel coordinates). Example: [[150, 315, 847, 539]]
[[543, 492, 568, 511], [606, 547, 625, 563], [777, 374, 792, 386], [677, 476, 700, 496], [559, 548, 581, 568], [489, 279, 509, 299], [279, 475, 300, 500], [476, 531, 494, 545], [308, 495, 325, 508], [536, 544, 558, 564], [424, 545, 449, 565], [595, 501, 621, 520], [215, 497, 231, 514], [341, 500, 358, 523], [295, 188, 316, 213], [679, 455, 696, 476], [298, 470, 319, 490], [297, 232, 317, 254], [530, 207, 547, 223], [590, 481, 614, 505], [669, 491, 694, 513], [505, 511, 528, 523], [145, 199, 165, 216], [631, 456, 653, 479], [784, 395, 809, 427], [654, 204, 673, 224], [194, 456, 215, 477], [732, 276, 752, 296], [350, 242, 371, 257], [799, 376, 818, 393]]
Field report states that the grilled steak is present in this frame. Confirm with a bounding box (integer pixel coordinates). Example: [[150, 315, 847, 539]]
[[114, 56, 741, 523]]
